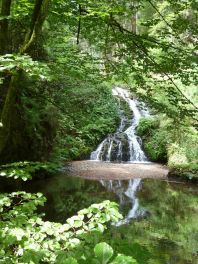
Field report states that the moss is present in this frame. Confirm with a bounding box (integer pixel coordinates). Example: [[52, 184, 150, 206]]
[[167, 143, 188, 167], [137, 117, 198, 182], [136, 117, 159, 137], [137, 117, 167, 162], [119, 98, 133, 121], [168, 163, 198, 182], [0, 71, 26, 164], [0, 71, 60, 164]]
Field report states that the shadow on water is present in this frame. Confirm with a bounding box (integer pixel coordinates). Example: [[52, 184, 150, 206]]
[[0, 174, 197, 264], [0, 174, 117, 222]]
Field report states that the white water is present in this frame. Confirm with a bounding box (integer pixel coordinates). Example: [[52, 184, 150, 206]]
[[90, 139, 106, 160], [90, 87, 149, 163]]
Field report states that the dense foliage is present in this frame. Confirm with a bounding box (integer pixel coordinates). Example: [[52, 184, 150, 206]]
[[137, 115, 198, 176], [0, 0, 197, 165], [0, 168, 138, 263], [0, 190, 134, 263], [0, 0, 198, 263]]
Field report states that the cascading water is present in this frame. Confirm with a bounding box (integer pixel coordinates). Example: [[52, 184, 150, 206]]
[[90, 87, 150, 225], [90, 87, 149, 163]]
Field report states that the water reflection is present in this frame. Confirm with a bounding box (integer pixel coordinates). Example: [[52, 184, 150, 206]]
[[100, 178, 145, 225], [107, 180, 198, 264], [0, 175, 197, 264]]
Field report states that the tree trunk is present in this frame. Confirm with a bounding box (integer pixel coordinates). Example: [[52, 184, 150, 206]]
[[0, 0, 12, 54], [131, 13, 137, 34], [131, 1, 137, 34], [0, 72, 26, 163], [20, 0, 51, 54]]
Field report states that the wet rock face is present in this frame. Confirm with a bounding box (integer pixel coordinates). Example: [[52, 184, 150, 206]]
[[98, 133, 130, 162], [116, 133, 130, 162]]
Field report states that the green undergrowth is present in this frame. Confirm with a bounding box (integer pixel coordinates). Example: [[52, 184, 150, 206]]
[[13, 67, 120, 164], [0, 161, 59, 181], [54, 83, 119, 161], [45, 34, 120, 162], [136, 117, 167, 162], [168, 163, 198, 182], [137, 116, 198, 180]]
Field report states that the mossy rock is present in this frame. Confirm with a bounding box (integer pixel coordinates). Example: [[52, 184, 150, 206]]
[[136, 117, 167, 163], [167, 144, 188, 167], [168, 168, 198, 183], [119, 99, 133, 121], [136, 117, 159, 137]]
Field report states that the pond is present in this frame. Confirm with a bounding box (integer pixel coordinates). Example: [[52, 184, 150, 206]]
[[2, 173, 197, 264]]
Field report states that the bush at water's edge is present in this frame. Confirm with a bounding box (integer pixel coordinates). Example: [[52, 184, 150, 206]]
[[136, 116, 198, 181], [136, 117, 167, 163]]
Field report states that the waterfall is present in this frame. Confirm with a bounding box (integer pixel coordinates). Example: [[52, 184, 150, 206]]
[[90, 87, 149, 225], [100, 178, 143, 225], [90, 139, 106, 161], [90, 87, 149, 163]]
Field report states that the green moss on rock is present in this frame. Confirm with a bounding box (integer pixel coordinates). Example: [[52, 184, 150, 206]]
[[168, 162, 198, 182], [137, 117, 167, 162]]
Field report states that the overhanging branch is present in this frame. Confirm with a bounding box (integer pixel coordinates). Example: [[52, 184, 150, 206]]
[[109, 17, 198, 112]]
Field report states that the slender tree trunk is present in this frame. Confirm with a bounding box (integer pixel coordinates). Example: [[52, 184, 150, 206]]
[[131, 13, 137, 34], [0, 0, 12, 54], [77, 4, 82, 45], [131, 1, 138, 34], [20, 0, 51, 54]]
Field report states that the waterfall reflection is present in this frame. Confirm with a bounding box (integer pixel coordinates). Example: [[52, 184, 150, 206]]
[[100, 178, 145, 226]]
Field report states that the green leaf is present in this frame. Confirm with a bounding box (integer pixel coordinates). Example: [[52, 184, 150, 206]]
[[74, 220, 83, 228], [56, 254, 78, 264], [97, 223, 105, 233], [94, 242, 114, 264], [110, 254, 138, 264]]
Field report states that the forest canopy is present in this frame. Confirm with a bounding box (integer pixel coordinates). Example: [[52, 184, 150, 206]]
[[0, 1, 198, 263]]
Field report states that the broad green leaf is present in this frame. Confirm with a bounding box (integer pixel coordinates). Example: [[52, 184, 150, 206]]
[[94, 242, 113, 264], [56, 255, 78, 264], [110, 254, 138, 264]]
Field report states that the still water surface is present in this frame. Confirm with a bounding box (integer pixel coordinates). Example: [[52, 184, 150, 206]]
[[1, 174, 198, 264]]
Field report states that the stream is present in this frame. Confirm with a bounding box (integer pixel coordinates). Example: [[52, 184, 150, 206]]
[[0, 87, 197, 263]]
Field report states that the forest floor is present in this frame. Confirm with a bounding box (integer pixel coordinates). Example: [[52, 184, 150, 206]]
[[64, 161, 169, 180]]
